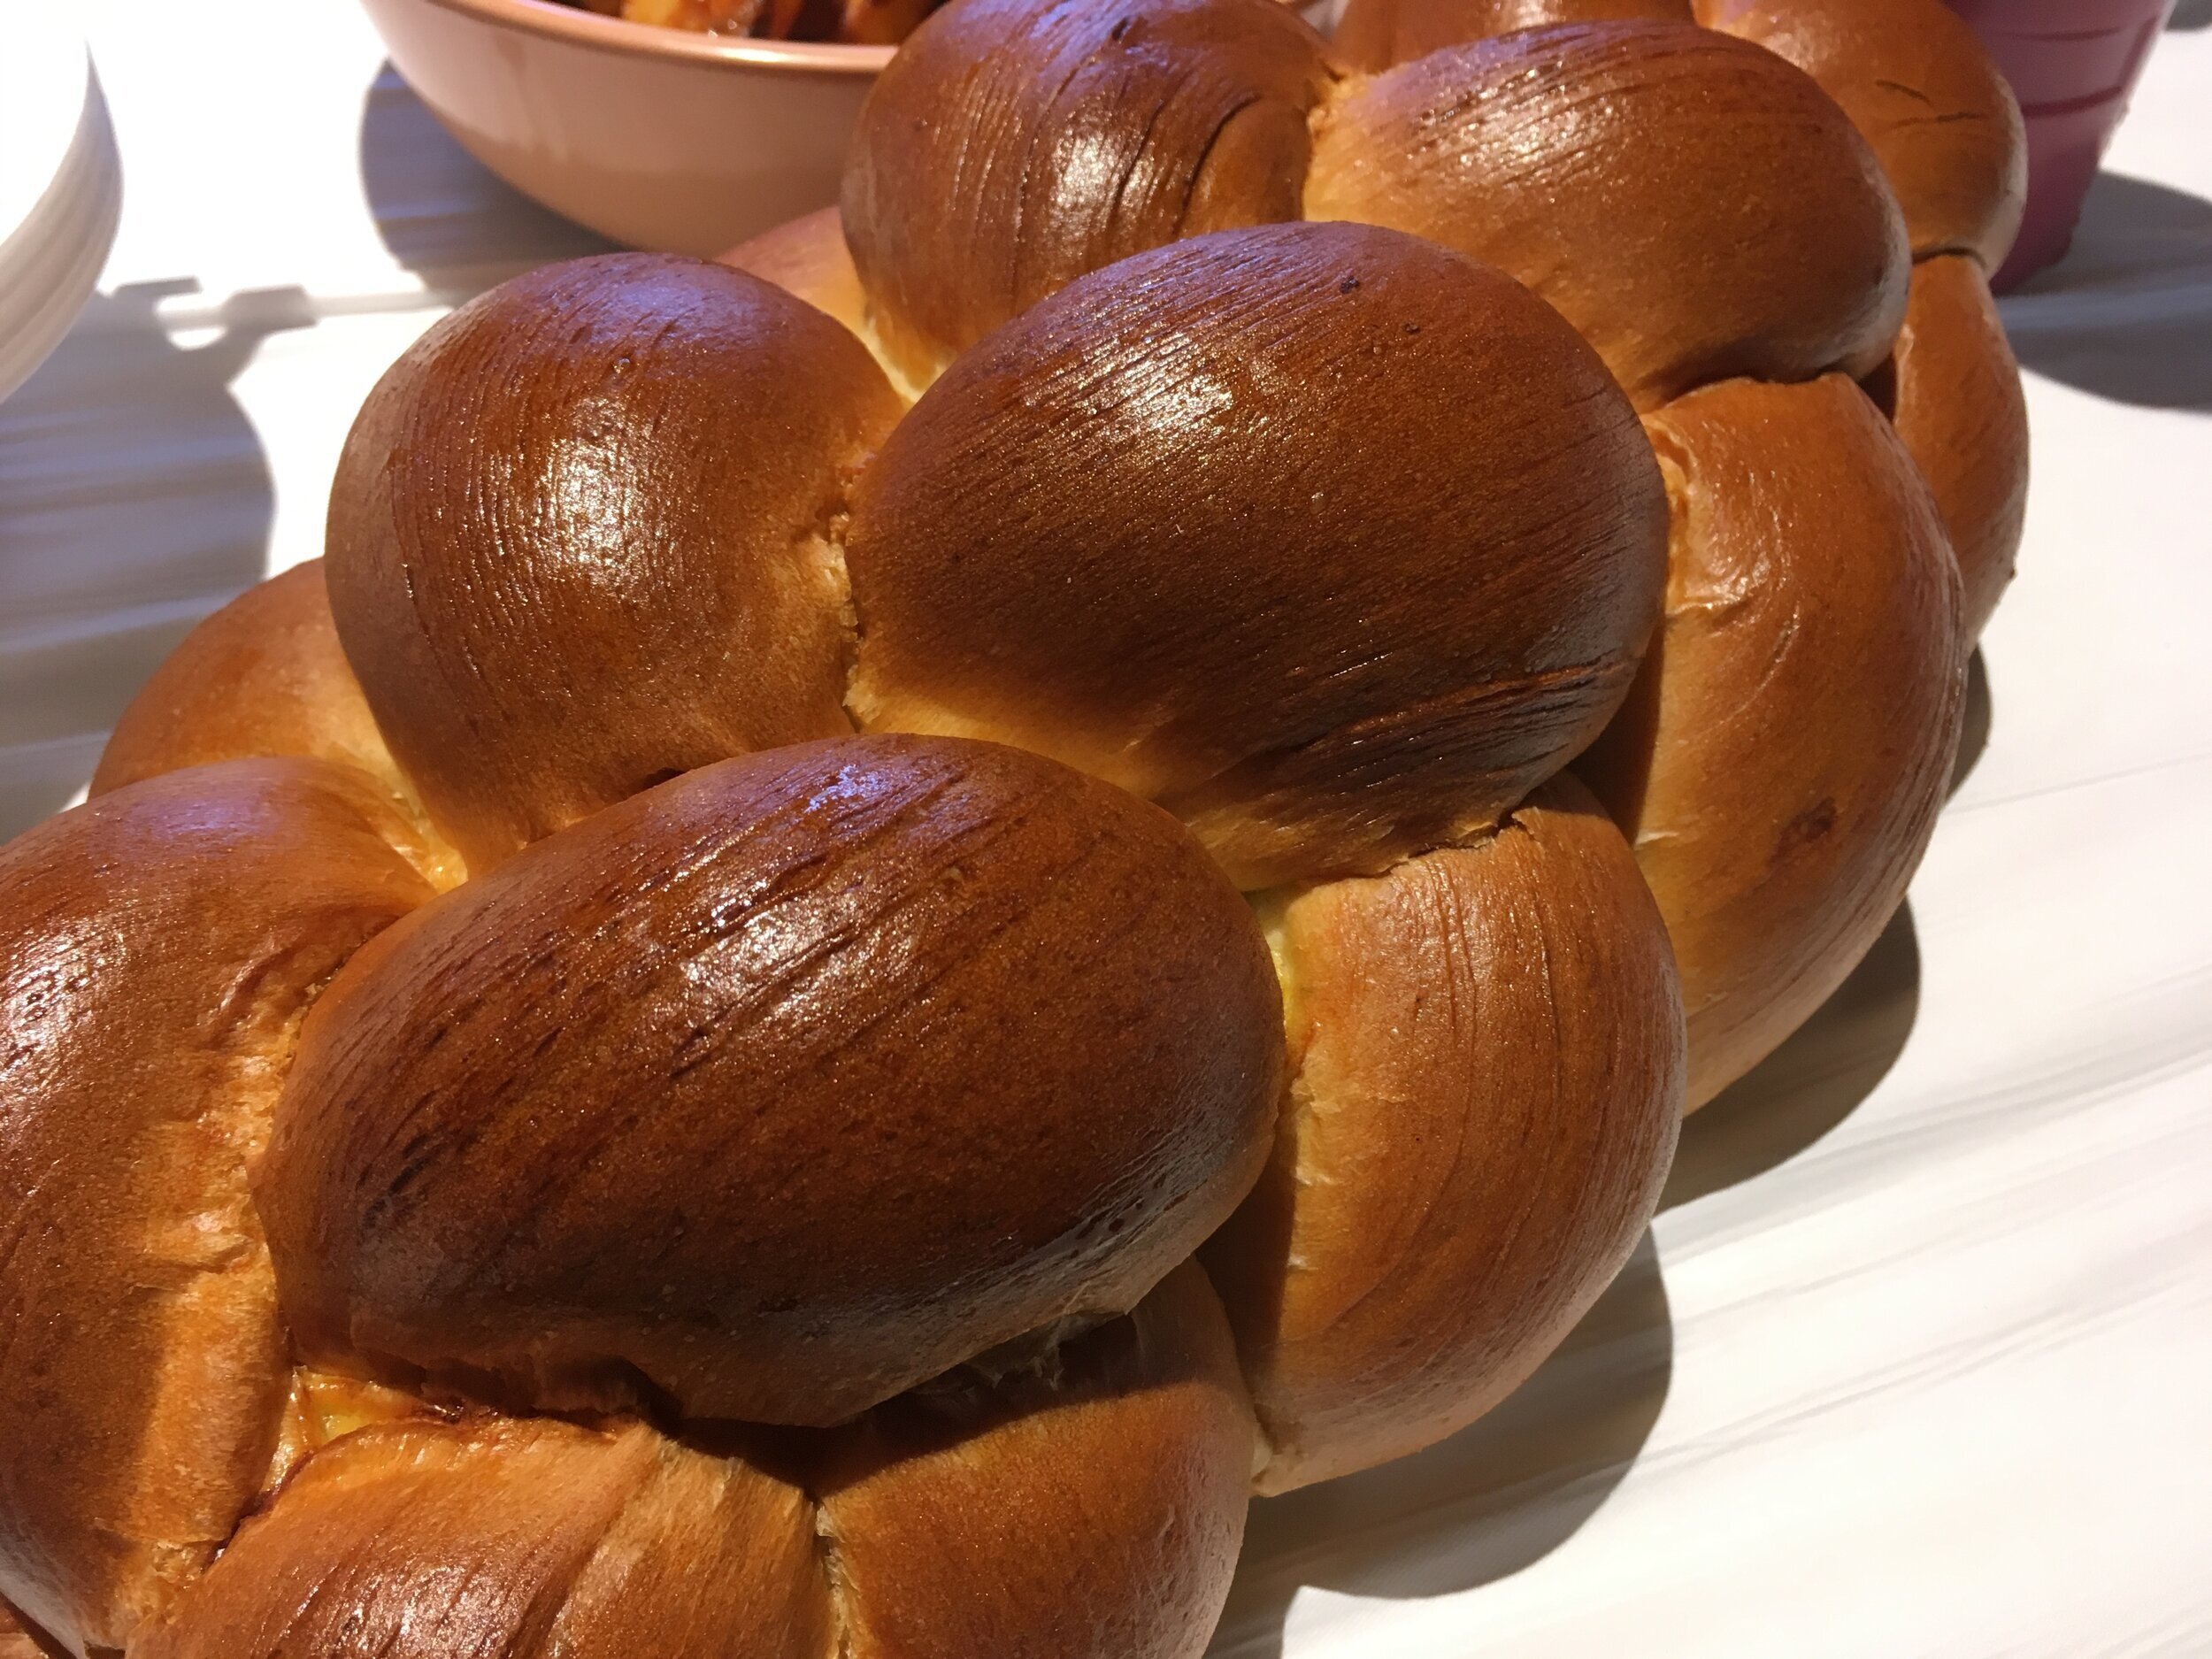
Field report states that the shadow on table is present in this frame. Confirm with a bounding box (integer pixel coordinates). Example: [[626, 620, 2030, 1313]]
[[0, 280, 312, 840], [2169, 0, 2208, 27], [358, 62, 614, 294], [2003, 173, 2212, 411], [1660, 901, 1921, 1212], [1210, 1233, 1671, 1658]]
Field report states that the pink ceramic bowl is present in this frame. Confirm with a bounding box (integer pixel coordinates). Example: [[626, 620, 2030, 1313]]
[[1946, 0, 2177, 288], [357, 0, 892, 257]]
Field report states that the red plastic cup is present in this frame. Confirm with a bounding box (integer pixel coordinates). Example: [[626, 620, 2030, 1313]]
[[1945, 0, 2177, 288]]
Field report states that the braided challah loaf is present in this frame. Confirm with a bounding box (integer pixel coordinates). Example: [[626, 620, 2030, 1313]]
[[0, 0, 2023, 1653]]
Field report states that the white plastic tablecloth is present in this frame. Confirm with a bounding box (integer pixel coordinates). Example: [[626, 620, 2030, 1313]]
[[4, 5, 2209, 1654]]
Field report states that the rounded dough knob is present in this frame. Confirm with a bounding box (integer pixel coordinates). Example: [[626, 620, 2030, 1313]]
[[260, 734, 1282, 1425], [1308, 21, 1910, 407], [818, 1263, 1256, 1659], [1204, 777, 1682, 1491], [1578, 374, 1965, 1106], [326, 252, 903, 873], [843, 0, 1336, 386], [93, 563, 395, 805], [0, 761, 430, 1654], [1698, 0, 2026, 268], [845, 219, 1667, 889], [89, 562, 460, 888]]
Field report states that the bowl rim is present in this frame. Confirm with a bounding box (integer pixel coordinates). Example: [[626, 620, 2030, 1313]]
[[418, 0, 896, 73]]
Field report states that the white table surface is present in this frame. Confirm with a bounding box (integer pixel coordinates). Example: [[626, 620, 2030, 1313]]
[[4, 5, 2208, 1655]]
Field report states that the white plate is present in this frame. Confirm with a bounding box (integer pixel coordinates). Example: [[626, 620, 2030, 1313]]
[[0, 12, 122, 404]]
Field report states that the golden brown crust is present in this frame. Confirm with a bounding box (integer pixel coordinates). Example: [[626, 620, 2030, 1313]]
[[1697, 0, 2025, 269], [134, 1417, 831, 1659], [260, 736, 1280, 1426], [1307, 21, 1909, 409], [1888, 255, 2029, 639], [1578, 375, 1964, 1107], [843, 0, 1336, 386], [325, 253, 904, 873], [0, 761, 432, 1655], [821, 1262, 1255, 1659], [720, 206, 874, 354], [137, 1268, 1248, 1659], [88, 562, 462, 888], [845, 221, 1666, 889], [1319, 0, 2030, 580], [92, 563, 392, 802], [1203, 776, 1682, 1492], [1334, 0, 1692, 73]]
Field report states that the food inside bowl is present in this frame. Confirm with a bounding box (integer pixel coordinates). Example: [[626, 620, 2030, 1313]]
[[568, 0, 940, 43]]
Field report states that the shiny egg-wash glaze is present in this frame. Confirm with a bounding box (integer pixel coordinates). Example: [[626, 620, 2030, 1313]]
[[0, 764, 433, 1654], [0, 238, 1682, 1656], [3, 741, 1277, 1659], [0, 0, 2027, 1652], [262, 739, 1280, 1427], [841, 225, 1666, 889], [783, 0, 2021, 1107], [326, 256, 903, 872], [1330, 0, 2031, 635], [127, 1263, 1253, 1659], [1203, 774, 1680, 1493]]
